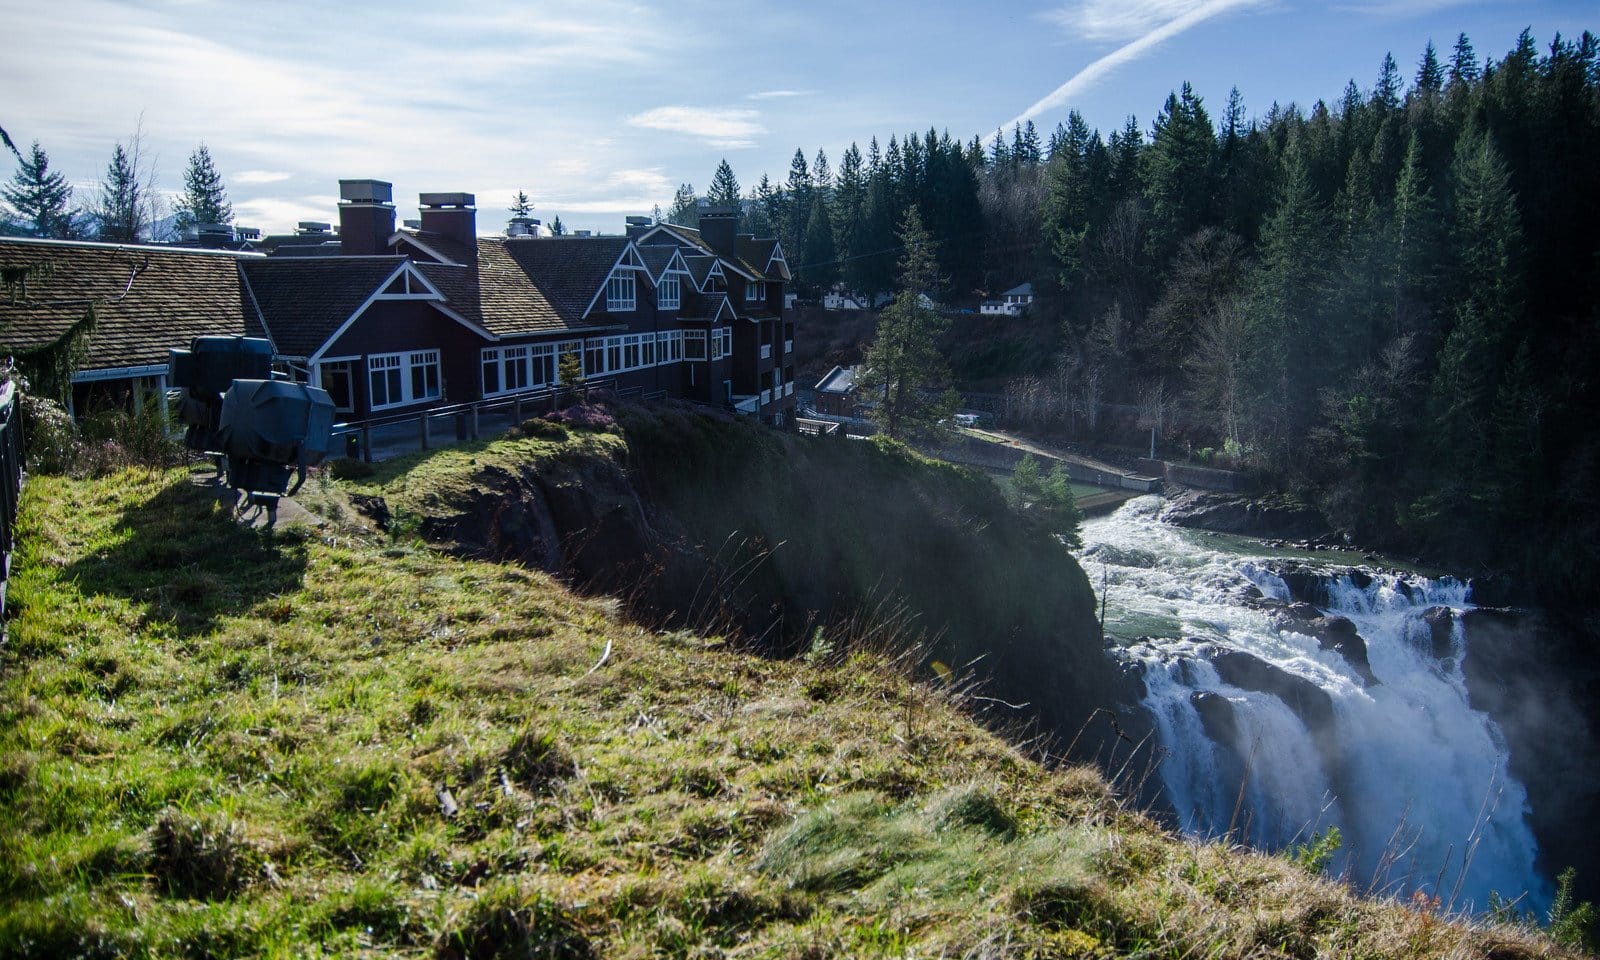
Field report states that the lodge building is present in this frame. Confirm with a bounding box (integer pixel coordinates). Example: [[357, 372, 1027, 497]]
[[0, 179, 796, 426]]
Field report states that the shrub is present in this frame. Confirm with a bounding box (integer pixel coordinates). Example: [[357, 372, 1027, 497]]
[[545, 403, 615, 431], [1012, 453, 1043, 500], [18, 394, 81, 474], [80, 396, 181, 471]]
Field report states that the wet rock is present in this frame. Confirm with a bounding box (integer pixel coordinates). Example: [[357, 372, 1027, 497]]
[[1347, 569, 1373, 590], [1161, 490, 1331, 541], [1421, 606, 1455, 659], [1206, 648, 1335, 733], [1190, 691, 1240, 746], [1271, 611, 1378, 685]]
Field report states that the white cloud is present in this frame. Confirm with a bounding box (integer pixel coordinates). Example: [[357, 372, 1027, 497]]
[[745, 89, 813, 100], [1044, 0, 1247, 41], [231, 195, 338, 230], [626, 106, 766, 149], [1331, 0, 1481, 14], [234, 170, 292, 185], [1013, 0, 1270, 127]]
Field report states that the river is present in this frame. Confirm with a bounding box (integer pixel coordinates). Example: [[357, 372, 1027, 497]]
[[1078, 495, 1548, 913]]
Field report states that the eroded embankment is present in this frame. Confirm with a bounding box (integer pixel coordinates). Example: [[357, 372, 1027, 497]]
[[345, 405, 1142, 764]]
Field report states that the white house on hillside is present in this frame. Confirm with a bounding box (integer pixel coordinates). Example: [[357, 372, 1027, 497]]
[[981, 282, 1034, 316]]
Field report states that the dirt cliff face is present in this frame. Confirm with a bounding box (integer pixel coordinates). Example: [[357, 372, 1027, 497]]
[[359, 406, 1145, 763]]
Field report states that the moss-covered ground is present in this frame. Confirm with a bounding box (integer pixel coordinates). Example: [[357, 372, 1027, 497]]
[[0, 460, 1582, 958]]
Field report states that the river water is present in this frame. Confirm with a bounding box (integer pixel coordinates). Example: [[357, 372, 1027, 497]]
[[1079, 495, 1548, 912]]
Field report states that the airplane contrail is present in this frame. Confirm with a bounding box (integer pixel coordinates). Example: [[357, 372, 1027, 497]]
[[1006, 0, 1267, 130]]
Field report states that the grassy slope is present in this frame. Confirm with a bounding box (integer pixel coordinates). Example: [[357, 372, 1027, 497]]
[[0, 467, 1578, 959]]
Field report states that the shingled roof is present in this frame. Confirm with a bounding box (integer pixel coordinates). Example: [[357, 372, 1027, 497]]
[[240, 256, 409, 359], [0, 237, 265, 372], [682, 254, 723, 291], [737, 237, 790, 282], [488, 236, 633, 328]]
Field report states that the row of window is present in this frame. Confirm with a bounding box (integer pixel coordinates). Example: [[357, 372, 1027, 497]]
[[603, 272, 762, 314], [349, 327, 742, 408], [606, 272, 691, 312]]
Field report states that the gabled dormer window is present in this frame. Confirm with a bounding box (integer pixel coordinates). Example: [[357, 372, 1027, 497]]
[[658, 275, 681, 310], [745, 281, 765, 304], [606, 274, 637, 311]]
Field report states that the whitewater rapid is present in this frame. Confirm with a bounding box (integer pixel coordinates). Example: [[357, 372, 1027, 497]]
[[1080, 495, 1548, 912]]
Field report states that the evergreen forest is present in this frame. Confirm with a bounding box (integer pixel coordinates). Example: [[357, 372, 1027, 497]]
[[697, 29, 1600, 604]]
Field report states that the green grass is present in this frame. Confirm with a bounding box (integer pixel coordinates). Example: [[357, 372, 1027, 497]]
[[0, 464, 1582, 958]]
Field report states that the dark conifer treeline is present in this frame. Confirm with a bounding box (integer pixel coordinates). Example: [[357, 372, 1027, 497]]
[[712, 28, 1600, 601]]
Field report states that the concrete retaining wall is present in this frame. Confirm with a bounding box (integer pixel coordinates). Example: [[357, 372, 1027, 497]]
[[926, 437, 1161, 492]]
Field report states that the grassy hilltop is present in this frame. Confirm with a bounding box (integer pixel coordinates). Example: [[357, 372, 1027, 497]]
[[0, 424, 1585, 957]]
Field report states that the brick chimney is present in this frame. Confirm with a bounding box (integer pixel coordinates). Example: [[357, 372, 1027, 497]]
[[624, 215, 652, 239], [699, 206, 738, 256], [420, 192, 477, 262], [338, 179, 395, 256]]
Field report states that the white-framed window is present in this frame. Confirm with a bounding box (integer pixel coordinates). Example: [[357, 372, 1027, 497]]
[[505, 345, 531, 392], [745, 281, 765, 303], [712, 327, 732, 360], [369, 350, 440, 410], [684, 330, 708, 361], [658, 275, 681, 310], [409, 350, 441, 403], [369, 354, 403, 409], [760, 343, 772, 360], [481, 348, 501, 395], [584, 339, 605, 376], [642, 333, 656, 366], [606, 273, 636, 311], [531, 343, 556, 385], [319, 359, 356, 412], [655, 330, 683, 363], [623, 334, 642, 370], [481, 346, 538, 396], [605, 336, 623, 372]]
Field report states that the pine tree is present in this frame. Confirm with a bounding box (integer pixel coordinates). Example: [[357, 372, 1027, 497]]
[[173, 143, 232, 233], [707, 160, 740, 208], [834, 143, 866, 263], [812, 148, 833, 204], [1449, 33, 1480, 85], [509, 190, 534, 217], [855, 208, 953, 439], [1144, 83, 1217, 255], [1246, 145, 1335, 456], [667, 183, 698, 228], [1416, 41, 1445, 93], [2, 141, 75, 238], [1390, 131, 1441, 333], [550, 215, 566, 236], [95, 143, 143, 242], [1374, 53, 1403, 112], [801, 198, 838, 293]]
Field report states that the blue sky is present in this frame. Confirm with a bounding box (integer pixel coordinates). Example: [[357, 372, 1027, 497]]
[[3, 0, 1592, 235]]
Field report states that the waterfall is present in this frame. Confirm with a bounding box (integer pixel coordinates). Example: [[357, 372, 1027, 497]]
[[1083, 496, 1548, 912]]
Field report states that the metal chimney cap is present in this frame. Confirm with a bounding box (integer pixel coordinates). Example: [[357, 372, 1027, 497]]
[[297, 221, 332, 233], [625, 215, 651, 226], [419, 191, 475, 208], [339, 179, 394, 204], [402, 219, 423, 229]]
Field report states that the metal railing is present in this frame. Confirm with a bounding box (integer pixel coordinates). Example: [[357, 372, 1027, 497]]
[[0, 381, 23, 618], [330, 379, 639, 463]]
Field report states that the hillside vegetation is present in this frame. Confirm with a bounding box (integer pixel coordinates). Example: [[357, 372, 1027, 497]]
[[0, 452, 1586, 956], [343, 406, 1124, 760]]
